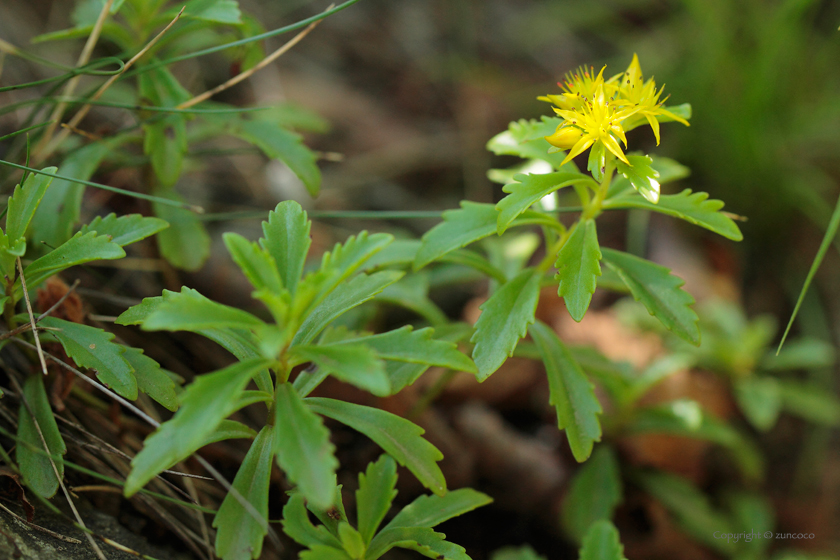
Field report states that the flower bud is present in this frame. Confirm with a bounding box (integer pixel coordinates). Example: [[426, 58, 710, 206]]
[[545, 126, 583, 149]]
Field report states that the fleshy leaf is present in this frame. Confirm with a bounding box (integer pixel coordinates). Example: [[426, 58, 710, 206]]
[[529, 321, 602, 462], [777, 380, 840, 426], [293, 271, 404, 346], [153, 192, 210, 271], [555, 220, 602, 322], [579, 521, 627, 560], [178, 0, 242, 23], [633, 470, 735, 555], [561, 446, 622, 542], [203, 420, 258, 446], [615, 155, 660, 203], [17, 375, 66, 498], [289, 343, 390, 397], [214, 426, 273, 560], [141, 287, 266, 333], [734, 377, 782, 431], [305, 398, 445, 496], [601, 249, 700, 345], [232, 119, 321, 197], [607, 155, 689, 198], [28, 135, 118, 254], [123, 347, 178, 412], [335, 326, 476, 373], [384, 488, 493, 530], [282, 493, 343, 549], [486, 117, 569, 168], [223, 232, 284, 294], [356, 455, 398, 545], [124, 358, 272, 496], [260, 201, 311, 296], [300, 545, 353, 560], [414, 201, 551, 269], [80, 213, 169, 246], [5, 167, 56, 254], [338, 523, 365, 559], [275, 384, 338, 510], [17, 231, 124, 298], [496, 171, 593, 234], [39, 317, 137, 399], [366, 527, 470, 560], [471, 268, 542, 381], [604, 189, 743, 241]]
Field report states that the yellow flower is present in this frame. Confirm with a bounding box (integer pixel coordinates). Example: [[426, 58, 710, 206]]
[[610, 54, 689, 145], [543, 66, 639, 166], [540, 54, 689, 166]]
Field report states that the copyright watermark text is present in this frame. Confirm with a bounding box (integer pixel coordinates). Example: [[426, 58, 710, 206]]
[[713, 531, 815, 543]]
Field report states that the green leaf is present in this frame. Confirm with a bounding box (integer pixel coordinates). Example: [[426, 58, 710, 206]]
[[588, 142, 607, 183], [17, 375, 66, 498], [39, 317, 137, 399], [213, 426, 273, 560], [366, 527, 470, 560], [615, 155, 661, 203], [203, 420, 258, 446], [153, 192, 210, 271], [123, 347, 178, 412], [604, 189, 743, 241], [293, 271, 404, 346], [116, 290, 274, 394], [375, 272, 449, 326], [486, 117, 569, 169], [472, 268, 542, 381], [734, 377, 782, 431], [181, 0, 242, 23], [28, 141, 121, 256], [364, 239, 421, 270], [338, 522, 365, 559], [633, 470, 735, 555], [607, 155, 689, 198], [496, 171, 592, 234], [556, 220, 602, 322], [223, 232, 284, 294], [282, 493, 343, 549], [578, 521, 627, 560], [414, 202, 552, 270], [336, 326, 476, 373], [261, 201, 311, 296], [625, 401, 763, 481], [529, 321, 602, 462], [79, 213, 169, 246], [384, 362, 429, 395], [232, 119, 321, 197], [561, 446, 622, 542], [124, 358, 272, 496], [289, 343, 390, 397], [601, 249, 699, 345], [5, 167, 56, 254], [141, 287, 266, 333], [17, 231, 124, 297], [356, 455, 398, 545], [761, 337, 836, 370], [275, 384, 338, 510], [139, 67, 190, 187], [306, 398, 446, 496], [777, 380, 840, 426], [384, 488, 492, 530], [308, 232, 394, 302], [301, 545, 353, 560], [491, 546, 545, 560]]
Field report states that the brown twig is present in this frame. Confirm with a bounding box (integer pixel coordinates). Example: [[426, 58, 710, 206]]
[[32, 0, 114, 161], [176, 13, 325, 110], [38, 6, 186, 160], [16, 257, 47, 376], [0, 500, 82, 544], [7, 372, 107, 560]]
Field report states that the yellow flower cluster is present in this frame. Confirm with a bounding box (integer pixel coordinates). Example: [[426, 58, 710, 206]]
[[540, 54, 689, 168]]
